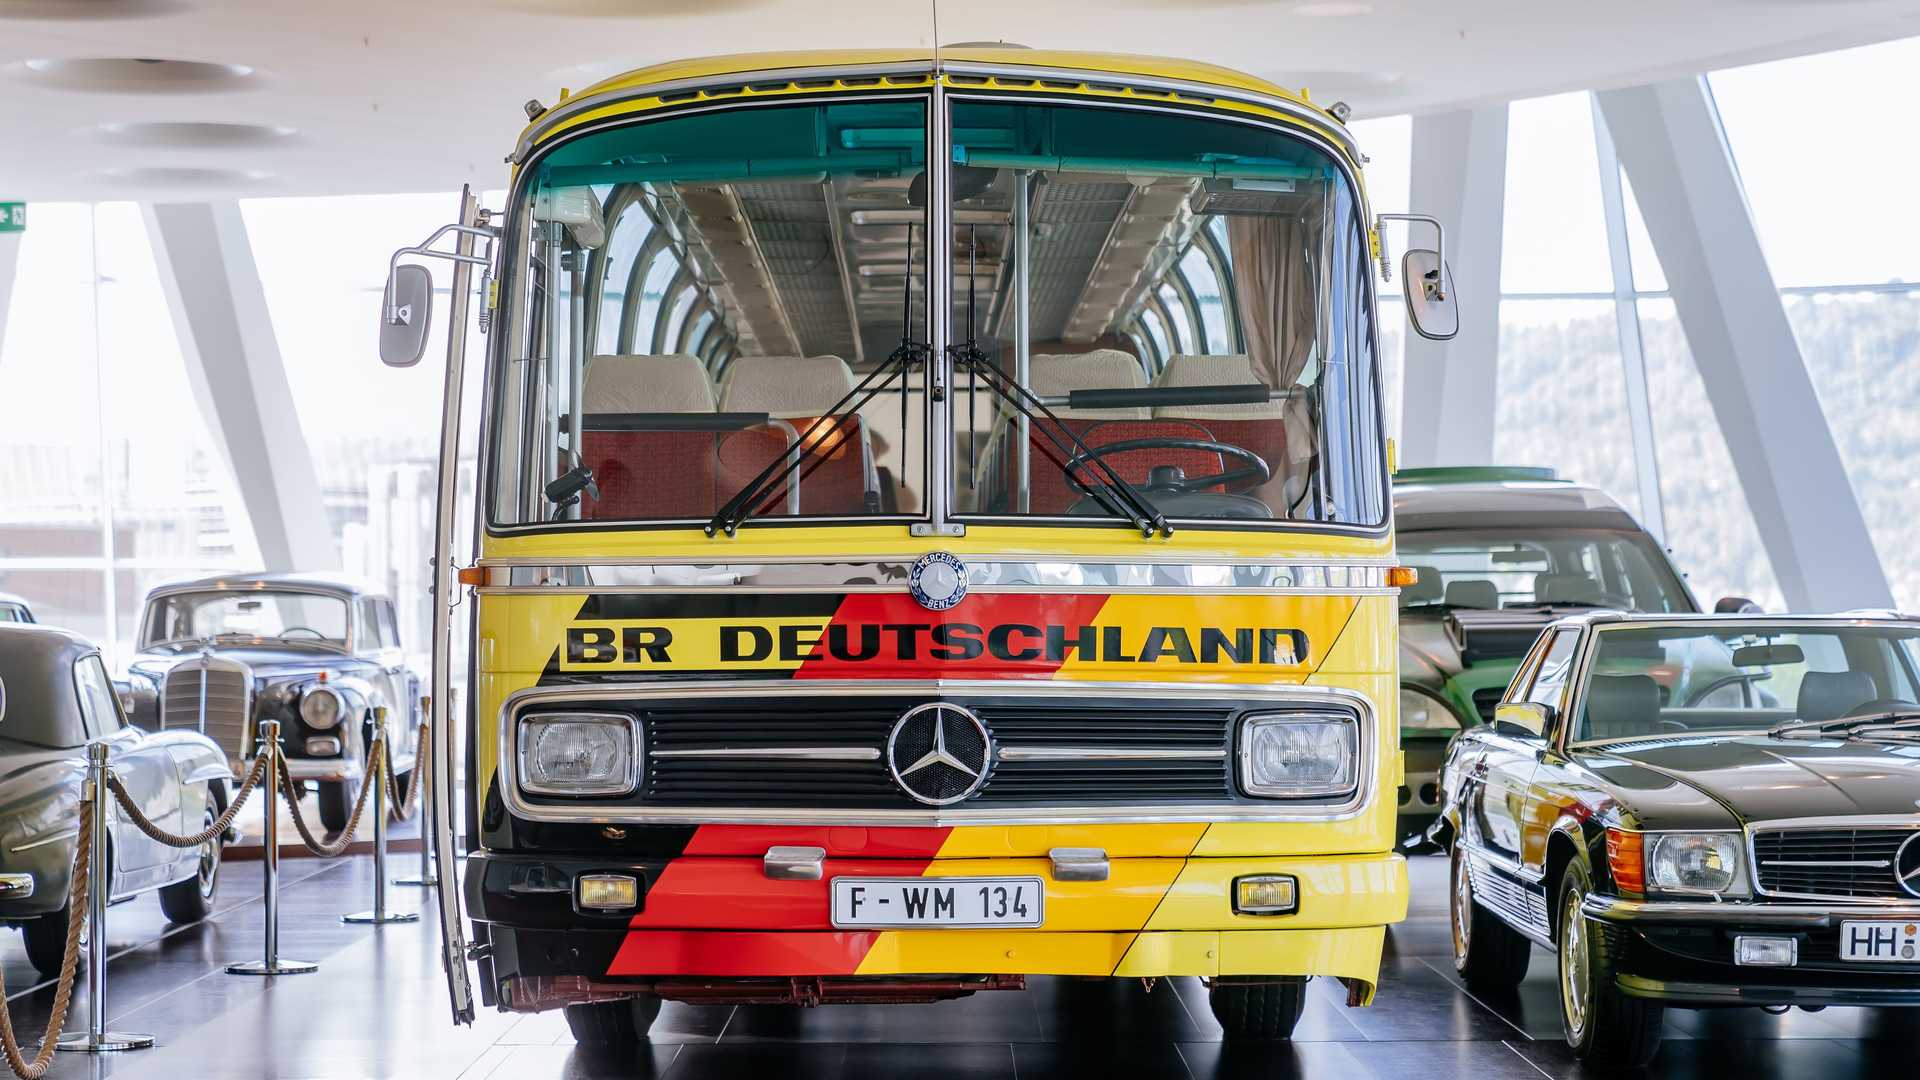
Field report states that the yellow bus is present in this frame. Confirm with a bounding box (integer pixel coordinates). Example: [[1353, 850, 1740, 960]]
[[382, 45, 1449, 1044]]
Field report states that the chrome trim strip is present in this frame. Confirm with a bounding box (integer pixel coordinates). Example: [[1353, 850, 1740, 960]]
[[996, 747, 1225, 762], [1761, 859, 1892, 869], [652, 747, 882, 762], [480, 559, 1395, 595], [496, 679, 1377, 826], [1583, 893, 1920, 927], [9, 829, 78, 854]]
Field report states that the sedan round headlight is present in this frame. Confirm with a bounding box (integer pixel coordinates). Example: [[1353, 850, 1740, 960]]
[[1400, 688, 1463, 733], [518, 713, 641, 797], [299, 685, 344, 730], [1239, 712, 1359, 798], [1646, 832, 1744, 895]]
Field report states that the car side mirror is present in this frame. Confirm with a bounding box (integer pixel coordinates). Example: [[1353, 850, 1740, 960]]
[[379, 263, 434, 368], [1401, 249, 1458, 340], [1714, 595, 1763, 614], [1493, 702, 1551, 739]]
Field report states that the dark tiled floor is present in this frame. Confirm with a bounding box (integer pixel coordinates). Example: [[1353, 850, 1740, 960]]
[[4, 854, 1913, 1078]]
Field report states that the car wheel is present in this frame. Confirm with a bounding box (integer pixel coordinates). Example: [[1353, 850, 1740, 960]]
[[159, 800, 223, 923], [564, 996, 662, 1045], [317, 777, 359, 833], [1207, 976, 1307, 1041], [1557, 860, 1663, 1067], [1450, 843, 1531, 992], [20, 911, 74, 978]]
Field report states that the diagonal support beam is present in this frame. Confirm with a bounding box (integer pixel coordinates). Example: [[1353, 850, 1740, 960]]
[[1596, 78, 1890, 611], [1397, 104, 1508, 468], [143, 201, 338, 572]]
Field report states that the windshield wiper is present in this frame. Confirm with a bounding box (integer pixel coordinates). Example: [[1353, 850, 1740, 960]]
[[1769, 712, 1920, 739]]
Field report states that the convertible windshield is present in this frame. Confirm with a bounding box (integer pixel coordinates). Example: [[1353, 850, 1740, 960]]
[[1571, 624, 1920, 744], [141, 591, 350, 648], [486, 94, 1383, 529], [1398, 528, 1690, 613]]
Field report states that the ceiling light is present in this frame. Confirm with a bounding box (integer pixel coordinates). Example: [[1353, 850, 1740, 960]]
[[92, 121, 294, 148], [1293, 1, 1373, 14], [22, 57, 257, 93]]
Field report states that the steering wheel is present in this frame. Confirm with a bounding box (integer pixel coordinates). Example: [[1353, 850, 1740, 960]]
[[1062, 437, 1271, 496], [280, 626, 325, 639]]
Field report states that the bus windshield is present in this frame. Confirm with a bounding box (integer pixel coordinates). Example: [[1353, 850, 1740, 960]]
[[486, 93, 1384, 531]]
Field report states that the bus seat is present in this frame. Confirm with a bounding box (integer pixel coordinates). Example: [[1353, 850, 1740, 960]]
[[981, 350, 1156, 511], [580, 353, 719, 520], [715, 355, 873, 515], [1151, 353, 1290, 508]]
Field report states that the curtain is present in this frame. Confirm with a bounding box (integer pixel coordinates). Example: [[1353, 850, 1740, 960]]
[[1227, 213, 1322, 510]]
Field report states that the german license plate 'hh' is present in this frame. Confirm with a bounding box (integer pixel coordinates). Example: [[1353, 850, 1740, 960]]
[[1839, 921, 1920, 962], [830, 877, 1044, 929]]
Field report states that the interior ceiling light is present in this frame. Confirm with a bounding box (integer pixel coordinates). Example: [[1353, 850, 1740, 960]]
[[22, 57, 257, 92], [92, 121, 294, 148], [0, 0, 186, 17], [1293, 1, 1373, 14]]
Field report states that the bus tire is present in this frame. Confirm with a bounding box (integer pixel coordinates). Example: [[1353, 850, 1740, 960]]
[[565, 995, 663, 1045], [1208, 976, 1307, 1041]]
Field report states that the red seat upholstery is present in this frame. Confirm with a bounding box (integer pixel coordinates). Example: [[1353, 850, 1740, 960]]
[[576, 353, 720, 522], [718, 356, 875, 516], [1023, 419, 1226, 514]]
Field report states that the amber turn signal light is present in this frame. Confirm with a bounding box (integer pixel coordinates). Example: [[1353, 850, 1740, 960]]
[[456, 566, 488, 587], [1386, 566, 1419, 588], [1606, 829, 1646, 896]]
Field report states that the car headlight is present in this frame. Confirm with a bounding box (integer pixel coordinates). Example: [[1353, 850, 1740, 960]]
[[1239, 712, 1359, 798], [1646, 832, 1746, 896], [518, 713, 640, 797], [1400, 688, 1462, 733], [299, 686, 344, 730]]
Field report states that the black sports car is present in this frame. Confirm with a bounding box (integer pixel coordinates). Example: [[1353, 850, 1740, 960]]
[[1431, 612, 1920, 1067]]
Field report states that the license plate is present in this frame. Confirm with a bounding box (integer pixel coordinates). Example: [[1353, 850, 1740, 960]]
[[829, 876, 1044, 929], [1839, 920, 1920, 962]]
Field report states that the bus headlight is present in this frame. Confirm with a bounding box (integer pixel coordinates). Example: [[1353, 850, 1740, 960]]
[[1239, 712, 1358, 798], [518, 713, 641, 797], [299, 686, 345, 730]]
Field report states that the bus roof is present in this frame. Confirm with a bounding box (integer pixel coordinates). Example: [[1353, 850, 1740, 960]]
[[521, 47, 1355, 160]]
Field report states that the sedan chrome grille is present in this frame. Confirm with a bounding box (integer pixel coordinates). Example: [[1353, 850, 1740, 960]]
[[1752, 826, 1920, 900], [160, 654, 254, 762]]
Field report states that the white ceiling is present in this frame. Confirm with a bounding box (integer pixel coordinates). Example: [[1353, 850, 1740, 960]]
[[3, 0, 1918, 201]]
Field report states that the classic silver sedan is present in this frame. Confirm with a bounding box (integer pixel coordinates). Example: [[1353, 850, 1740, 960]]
[[0, 625, 230, 975]]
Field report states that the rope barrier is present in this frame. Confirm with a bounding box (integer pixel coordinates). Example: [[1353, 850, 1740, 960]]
[[107, 751, 269, 851], [382, 722, 426, 825], [0, 800, 89, 1078], [280, 736, 386, 858]]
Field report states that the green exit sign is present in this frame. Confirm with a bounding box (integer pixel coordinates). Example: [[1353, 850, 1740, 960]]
[[0, 203, 23, 233]]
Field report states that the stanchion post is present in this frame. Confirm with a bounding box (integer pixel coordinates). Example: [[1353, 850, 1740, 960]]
[[56, 742, 154, 1052], [393, 698, 436, 889], [228, 719, 318, 976], [345, 707, 417, 925]]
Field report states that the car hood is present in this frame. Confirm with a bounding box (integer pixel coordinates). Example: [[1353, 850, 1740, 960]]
[[1583, 735, 1920, 827]]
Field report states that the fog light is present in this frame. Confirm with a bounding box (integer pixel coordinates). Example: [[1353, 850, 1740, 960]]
[[577, 874, 638, 912], [1734, 935, 1797, 967], [1233, 875, 1298, 915], [304, 736, 341, 756]]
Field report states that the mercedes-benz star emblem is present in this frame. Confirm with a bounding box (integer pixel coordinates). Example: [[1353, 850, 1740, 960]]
[[886, 703, 991, 806], [908, 551, 968, 611], [1896, 832, 1920, 899]]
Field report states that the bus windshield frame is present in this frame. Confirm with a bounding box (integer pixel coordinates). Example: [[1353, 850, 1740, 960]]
[[482, 85, 1388, 538]]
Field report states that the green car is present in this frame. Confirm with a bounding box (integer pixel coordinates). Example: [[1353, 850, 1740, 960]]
[[1393, 467, 1725, 843]]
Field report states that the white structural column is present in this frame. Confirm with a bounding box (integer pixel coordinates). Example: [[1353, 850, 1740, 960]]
[[1397, 105, 1508, 468], [0, 231, 21, 352], [143, 201, 339, 572], [1596, 79, 1890, 611]]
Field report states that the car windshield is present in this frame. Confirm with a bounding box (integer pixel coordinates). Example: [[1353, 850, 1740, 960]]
[[1397, 527, 1690, 613], [1571, 623, 1920, 744], [141, 590, 350, 648]]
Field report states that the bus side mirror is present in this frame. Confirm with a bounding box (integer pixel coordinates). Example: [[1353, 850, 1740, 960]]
[[1402, 249, 1459, 341], [379, 263, 434, 368]]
